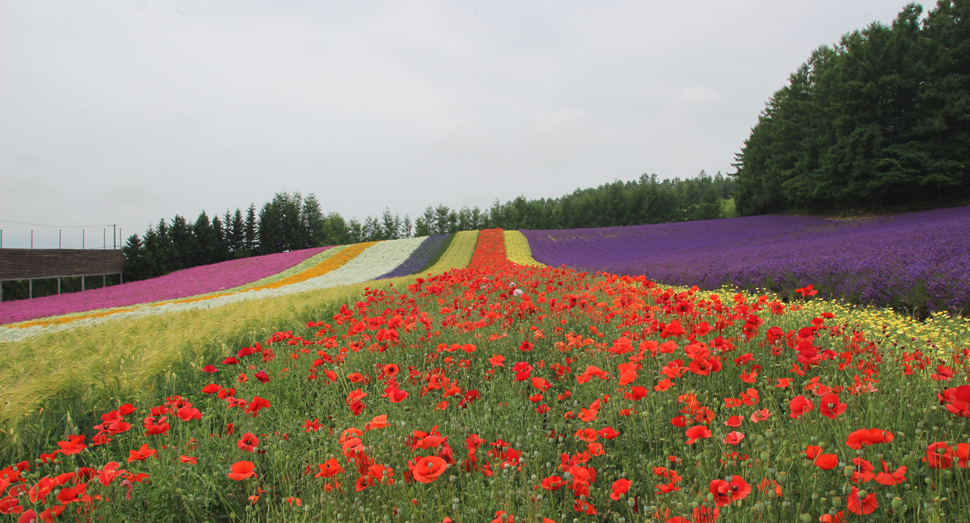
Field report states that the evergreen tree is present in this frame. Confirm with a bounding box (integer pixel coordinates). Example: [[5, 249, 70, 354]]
[[347, 219, 363, 244], [122, 234, 150, 281], [258, 198, 284, 254], [211, 214, 229, 263], [244, 203, 258, 255], [192, 211, 216, 266], [301, 193, 326, 247], [230, 208, 245, 257], [415, 206, 435, 236], [381, 208, 399, 240]]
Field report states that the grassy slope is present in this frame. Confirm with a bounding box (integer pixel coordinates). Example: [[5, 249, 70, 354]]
[[0, 232, 485, 460], [0, 275, 416, 462]]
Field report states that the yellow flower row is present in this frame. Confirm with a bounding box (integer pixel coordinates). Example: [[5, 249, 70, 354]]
[[425, 231, 479, 275], [503, 230, 545, 266]]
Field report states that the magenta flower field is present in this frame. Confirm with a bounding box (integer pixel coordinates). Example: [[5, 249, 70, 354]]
[[0, 247, 329, 325]]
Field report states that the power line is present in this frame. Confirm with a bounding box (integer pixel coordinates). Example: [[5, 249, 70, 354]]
[[0, 218, 115, 228]]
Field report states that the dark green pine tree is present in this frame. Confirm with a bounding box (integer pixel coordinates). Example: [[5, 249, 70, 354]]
[[169, 215, 194, 270], [301, 193, 326, 247], [917, 0, 970, 200], [244, 203, 258, 255], [211, 214, 229, 263], [122, 234, 151, 281], [229, 208, 245, 257], [258, 197, 284, 255]]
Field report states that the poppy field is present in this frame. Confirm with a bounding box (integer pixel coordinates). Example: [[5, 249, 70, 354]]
[[2, 227, 970, 523]]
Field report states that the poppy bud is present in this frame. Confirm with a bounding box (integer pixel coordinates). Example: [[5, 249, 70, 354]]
[[892, 497, 903, 509]]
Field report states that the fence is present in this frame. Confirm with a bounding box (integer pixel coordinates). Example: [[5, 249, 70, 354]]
[[0, 249, 124, 302]]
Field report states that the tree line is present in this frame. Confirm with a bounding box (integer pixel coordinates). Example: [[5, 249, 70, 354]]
[[122, 171, 735, 281], [732, 1, 970, 215]]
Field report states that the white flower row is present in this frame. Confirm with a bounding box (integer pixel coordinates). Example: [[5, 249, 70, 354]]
[[0, 238, 426, 343]]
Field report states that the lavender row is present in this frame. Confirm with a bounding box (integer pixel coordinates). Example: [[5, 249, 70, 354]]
[[377, 235, 448, 279], [0, 247, 329, 325], [522, 205, 970, 314]]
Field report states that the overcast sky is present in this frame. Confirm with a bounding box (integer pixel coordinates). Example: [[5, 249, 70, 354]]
[[1, 0, 926, 248]]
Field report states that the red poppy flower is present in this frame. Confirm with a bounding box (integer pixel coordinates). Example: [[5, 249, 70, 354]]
[[709, 475, 751, 507], [365, 414, 389, 432], [722, 431, 745, 446], [724, 415, 743, 428], [925, 441, 954, 469], [245, 396, 271, 416], [685, 425, 712, 444], [845, 428, 893, 449], [819, 393, 847, 419], [176, 405, 202, 421], [749, 409, 771, 423], [411, 456, 447, 483], [874, 460, 906, 485], [384, 388, 409, 403], [597, 427, 619, 439], [128, 444, 157, 463], [627, 386, 648, 401], [814, 454, 839, 470], [237, 433, 259, 453], [573, 499, 597, 515], [788, 395, 813, 419], [847, 486, 878, 515], [609, 478, 632, 500], [531, 377, 551, 391], [850, 457, 875, 483], [56, 435, 87, 456], [315, 458, 345, 478], [803, 445, 821, 460], [227, 461, 256, 480], [541, 476, 565, 491], [180, 455, 197, 464]]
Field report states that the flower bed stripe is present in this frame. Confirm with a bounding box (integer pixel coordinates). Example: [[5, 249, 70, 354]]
[[3, 243, 368, 332], [288, 237, 424, 289], [0, 246, 329, 326], [522, 205, 970, 315], [468, 229, 510, 269], [504, 230, 545, 267], [376, 235, 448, 279], [424, 231, 478, 275], [417, 233, 455, 274]]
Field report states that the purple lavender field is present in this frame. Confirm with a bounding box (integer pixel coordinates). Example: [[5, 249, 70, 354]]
[[377, 235, 448, 279], [522, 205, 970, 315], [0, 246, 329, 325]]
